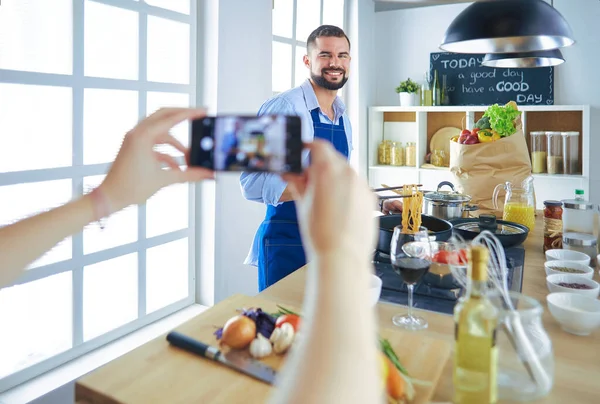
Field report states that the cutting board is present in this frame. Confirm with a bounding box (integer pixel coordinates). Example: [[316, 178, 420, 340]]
[[76, 294, 452, 404]]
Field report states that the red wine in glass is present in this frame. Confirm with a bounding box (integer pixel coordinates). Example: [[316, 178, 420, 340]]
[[392, 256, 431, 284]]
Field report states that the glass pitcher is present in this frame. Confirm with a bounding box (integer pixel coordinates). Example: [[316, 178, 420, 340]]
[[488, 291, 554, 401], [493, 176, 536, 231]]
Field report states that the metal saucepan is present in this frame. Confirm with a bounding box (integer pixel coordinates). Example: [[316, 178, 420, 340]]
[[377, 214, 453, 255], [423, 181, 478, 221]]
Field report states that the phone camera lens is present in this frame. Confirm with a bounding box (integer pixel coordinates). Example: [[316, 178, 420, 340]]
[[200, 137, 214, 151]]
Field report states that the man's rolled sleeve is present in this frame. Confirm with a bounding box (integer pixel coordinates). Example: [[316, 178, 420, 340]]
[[239, 172, 288, 206]]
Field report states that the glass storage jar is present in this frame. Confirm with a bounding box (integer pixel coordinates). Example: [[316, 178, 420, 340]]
[[488, 291, 554, 402], [563, 232, 598, 266], [543, 200, 563, 252], [405, 142, 416, 167], [561, 131, 580, 174], [546, 131, 563, 174], [530, 131, 547, 174], [389, 142, 404, 166], [377, 140, 391, 165]]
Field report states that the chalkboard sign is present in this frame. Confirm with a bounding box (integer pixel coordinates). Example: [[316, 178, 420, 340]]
[[429, 52, 554, 106]]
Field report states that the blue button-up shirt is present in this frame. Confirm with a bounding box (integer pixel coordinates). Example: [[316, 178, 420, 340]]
[[240, 79, 353, 266]]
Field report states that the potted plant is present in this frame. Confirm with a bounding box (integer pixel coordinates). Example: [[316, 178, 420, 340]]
[[396, 78, 419, 106]]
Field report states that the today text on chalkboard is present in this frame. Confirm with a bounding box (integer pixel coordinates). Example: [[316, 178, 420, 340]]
[[429, 52, 554, 106]]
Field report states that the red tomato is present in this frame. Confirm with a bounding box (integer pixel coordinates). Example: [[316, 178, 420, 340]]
[[275, 314, 301, 332], [433, 251, 450, 264]]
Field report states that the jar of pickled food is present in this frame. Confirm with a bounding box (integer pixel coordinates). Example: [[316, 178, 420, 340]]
[[543, 200, 563, 252]]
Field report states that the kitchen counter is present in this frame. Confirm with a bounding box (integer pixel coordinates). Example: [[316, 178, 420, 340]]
[[75, 214, 600, 403], [261, 214, 600, 403]]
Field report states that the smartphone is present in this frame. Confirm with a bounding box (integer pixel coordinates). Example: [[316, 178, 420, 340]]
[[189, 115, 303, 173]]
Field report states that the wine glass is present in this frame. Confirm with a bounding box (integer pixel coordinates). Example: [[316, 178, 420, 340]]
[[390, 225, 432, 330]]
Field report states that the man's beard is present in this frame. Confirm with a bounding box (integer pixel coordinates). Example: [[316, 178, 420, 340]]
[[311, 68, 348, 91]]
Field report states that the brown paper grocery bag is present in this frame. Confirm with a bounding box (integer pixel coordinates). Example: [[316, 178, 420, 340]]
[[449, 129, 532, 214]]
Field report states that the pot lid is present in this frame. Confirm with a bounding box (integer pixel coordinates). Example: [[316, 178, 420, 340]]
[[454, 221, 526, 235], [424, 191, 471, 203], [454, 214, 527, 236]]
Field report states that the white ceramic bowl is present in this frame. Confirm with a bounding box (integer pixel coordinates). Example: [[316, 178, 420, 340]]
[[369, 274, 383, 306], [546, 292, 600, 336], [545, 249, 591, 266], [544, 260, 594, 279], [546, 274, 600, 298]]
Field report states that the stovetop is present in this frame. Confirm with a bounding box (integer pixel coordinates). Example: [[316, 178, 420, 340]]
[[375, 246, 525, 315]]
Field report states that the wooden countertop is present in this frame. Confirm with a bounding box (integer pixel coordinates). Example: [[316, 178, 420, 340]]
[[76, 214, 600, 403]]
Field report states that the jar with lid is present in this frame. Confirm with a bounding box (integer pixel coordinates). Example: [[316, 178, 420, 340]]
[[389, 142, 405, 166], [561, 131, 580, 174], [377, 140, 391, 165], [530, 131, 547, 174], [563, 232, 598, 266], [543, 200, 563, 252], [405, 142, 416, 167], [431, 149, 446, 167], [561, 191, 598, 235], [546, 131, 563, 174]]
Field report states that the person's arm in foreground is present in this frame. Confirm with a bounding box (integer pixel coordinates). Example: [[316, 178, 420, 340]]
[[269, 140, 384, 404], [0, 108, 214, 288]]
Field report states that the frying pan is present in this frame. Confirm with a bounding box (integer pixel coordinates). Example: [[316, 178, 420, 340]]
[[377, 214, 453, 255]]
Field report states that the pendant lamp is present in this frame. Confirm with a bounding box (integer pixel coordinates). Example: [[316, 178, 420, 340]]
[[482, 49, 565, 68], [440, 0, 575, 54]]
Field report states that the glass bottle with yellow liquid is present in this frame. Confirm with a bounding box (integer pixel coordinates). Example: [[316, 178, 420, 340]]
[[453, 246, 499, 404], [493, 176, 536, 231]]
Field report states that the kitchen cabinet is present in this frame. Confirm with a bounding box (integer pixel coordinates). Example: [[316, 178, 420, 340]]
[[367, 105, 591, 208]]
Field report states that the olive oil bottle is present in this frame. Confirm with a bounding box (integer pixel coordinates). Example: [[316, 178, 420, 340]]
[[453, 246, 499, 404]]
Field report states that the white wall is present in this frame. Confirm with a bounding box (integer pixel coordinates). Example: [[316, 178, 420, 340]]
[[200, 0, 273, 303], [373, 0, 600, 204], [347, 0, 377, 177]]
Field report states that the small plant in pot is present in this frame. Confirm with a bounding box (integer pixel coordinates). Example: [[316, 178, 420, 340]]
[[396, 78, 419, 106]]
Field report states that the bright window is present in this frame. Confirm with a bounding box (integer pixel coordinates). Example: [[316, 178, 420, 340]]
[[0, 0, 197, 392], [271, 0, 346, 95]]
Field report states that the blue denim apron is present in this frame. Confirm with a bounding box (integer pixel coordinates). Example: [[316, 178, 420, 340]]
[[256, 108, 349, 291]]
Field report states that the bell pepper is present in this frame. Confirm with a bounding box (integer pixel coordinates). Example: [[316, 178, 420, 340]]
[[477, 129, 495, 143]]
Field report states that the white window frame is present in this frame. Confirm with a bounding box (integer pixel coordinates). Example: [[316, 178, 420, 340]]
[[272, 0, 347, 97], [0, 0, 198, 392]]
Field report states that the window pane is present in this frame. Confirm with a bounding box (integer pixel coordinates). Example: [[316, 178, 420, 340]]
[[296, 0, 320, 43], [0, 272, 72, 379], [147, 16, 190, 84], [84, 0, 138, 80], [272, 0, 293, 38], [83, 88, 138, 165], [323, 0, 345, 29], [272, 41, 292, 93], [0, 84, 72, 173], [146, 183, 189, 238], [83, 175, 138, 255], [146, 238, 188, 313], [0, 0, 72, 74], [146, 91, 190, 156], [294, 46, 308, 87], [145, 0, 190, 14], [0, 180, 72, 268], [83, 253, 138, 341]]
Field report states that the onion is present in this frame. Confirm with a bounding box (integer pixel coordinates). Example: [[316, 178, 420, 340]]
[[220, 315, 256, 349]]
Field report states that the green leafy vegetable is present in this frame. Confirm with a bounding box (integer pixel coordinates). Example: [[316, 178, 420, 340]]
[[380, 338, 410, 377], [475, 115, 491, 130], [483, 103, 521, 137]]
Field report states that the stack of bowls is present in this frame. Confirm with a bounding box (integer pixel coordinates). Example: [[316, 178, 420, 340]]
[[544, 249, 600, 335]]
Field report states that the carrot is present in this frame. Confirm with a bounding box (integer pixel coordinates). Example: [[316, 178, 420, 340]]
[[384, 355, 406, 400]]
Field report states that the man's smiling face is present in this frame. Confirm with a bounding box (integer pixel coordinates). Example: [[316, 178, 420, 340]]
[[304, 36, 351, 91]]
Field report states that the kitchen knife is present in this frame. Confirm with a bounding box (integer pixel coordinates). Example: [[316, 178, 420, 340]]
[[166, 331, 277, 385]]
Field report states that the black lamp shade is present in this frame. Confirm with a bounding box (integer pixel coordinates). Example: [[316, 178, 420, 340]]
[[440, 0, 575, 54], [482, 49, 565, 68]]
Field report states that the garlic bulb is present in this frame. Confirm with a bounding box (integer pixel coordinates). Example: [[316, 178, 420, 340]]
[[249, 333, 272, 359], [271, 323, 295, 354]]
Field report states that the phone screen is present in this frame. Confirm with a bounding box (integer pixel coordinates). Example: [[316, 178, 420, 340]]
[[190, 115, 303, 173]]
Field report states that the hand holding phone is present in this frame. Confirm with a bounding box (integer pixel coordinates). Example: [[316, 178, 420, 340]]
[[189, 115, 303, 173]]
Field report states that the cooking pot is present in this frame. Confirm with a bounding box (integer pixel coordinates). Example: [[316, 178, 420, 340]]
[[377, 214, 453, 255], [423, 181, 478, 221]]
